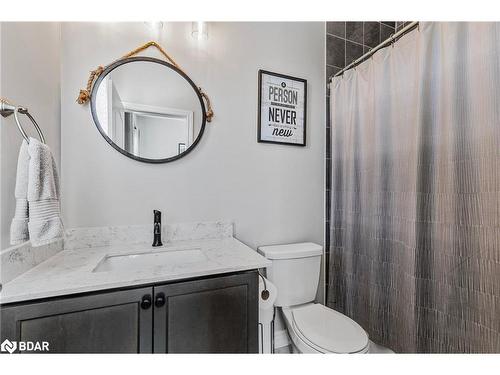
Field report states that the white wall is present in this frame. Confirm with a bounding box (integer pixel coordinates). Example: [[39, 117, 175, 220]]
[[60, 22, 325, 251], [135, 115, 189, 158], [0, 22, 61, 249], [61, 22, 325, 252]]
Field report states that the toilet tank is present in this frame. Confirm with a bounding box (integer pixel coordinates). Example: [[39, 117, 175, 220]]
[[258, 243, 323, 307]]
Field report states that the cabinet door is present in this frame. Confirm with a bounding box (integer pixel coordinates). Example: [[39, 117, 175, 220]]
[[153, 271, 258, 353], [0, 287, 153, 353]]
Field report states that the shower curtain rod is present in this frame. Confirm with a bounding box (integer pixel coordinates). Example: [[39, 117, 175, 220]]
[[330, 21, 419, 80]]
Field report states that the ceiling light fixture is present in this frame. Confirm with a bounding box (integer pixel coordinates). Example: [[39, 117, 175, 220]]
[[191, 22, 208, 40]]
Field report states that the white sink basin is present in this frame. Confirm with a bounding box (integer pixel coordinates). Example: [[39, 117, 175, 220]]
[[92, 247, 206, 273]]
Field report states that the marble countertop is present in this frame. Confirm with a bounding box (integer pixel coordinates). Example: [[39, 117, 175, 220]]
[[0, 237, 271, 304]]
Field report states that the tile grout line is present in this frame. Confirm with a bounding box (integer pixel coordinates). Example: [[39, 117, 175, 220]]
[[344, 22, 347, 67], [326, 33, 366, 48], [326, 63, 343, 69], [362, 22, 365, 51]]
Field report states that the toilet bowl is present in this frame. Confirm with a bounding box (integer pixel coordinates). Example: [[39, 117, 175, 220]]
[[282, 303, 370, 353], [258, 242, 373, 354]]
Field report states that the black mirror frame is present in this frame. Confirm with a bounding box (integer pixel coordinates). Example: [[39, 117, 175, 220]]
[[90, 56, 207, 164]]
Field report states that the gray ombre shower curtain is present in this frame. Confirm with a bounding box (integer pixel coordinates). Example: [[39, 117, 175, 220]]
[[328, 22, 500, 353]]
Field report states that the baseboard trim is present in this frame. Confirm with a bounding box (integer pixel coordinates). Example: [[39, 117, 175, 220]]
[[274, 329, 290, 349]]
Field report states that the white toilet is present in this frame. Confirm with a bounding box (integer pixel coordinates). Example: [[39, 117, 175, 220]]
[[258, 242, 372, 354]]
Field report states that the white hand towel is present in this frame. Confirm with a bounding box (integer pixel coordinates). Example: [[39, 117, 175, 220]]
[[27, 137, 64, 247], [10, 140, 30, 245]]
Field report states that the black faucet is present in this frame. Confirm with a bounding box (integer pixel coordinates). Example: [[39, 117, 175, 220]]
[[152, 210, 163, 247]]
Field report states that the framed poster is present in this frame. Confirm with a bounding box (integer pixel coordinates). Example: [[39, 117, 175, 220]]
[[258, 69, 307, 146]]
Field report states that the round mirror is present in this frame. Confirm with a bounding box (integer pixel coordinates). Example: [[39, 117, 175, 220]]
[[90, 57, 207, 163]]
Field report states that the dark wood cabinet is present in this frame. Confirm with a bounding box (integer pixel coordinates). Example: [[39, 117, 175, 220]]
[[153, 272, 258, 353], [0, 271, 258, 353], [0, 287, 153, 353]]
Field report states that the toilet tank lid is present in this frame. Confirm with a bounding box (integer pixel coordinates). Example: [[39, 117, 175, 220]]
[[258, 242, 322, 259]]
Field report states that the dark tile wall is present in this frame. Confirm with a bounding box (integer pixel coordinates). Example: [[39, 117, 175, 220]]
[[326, 22, 396, 79], [395, 21, 413, 32], [325, 21, 396, 296]]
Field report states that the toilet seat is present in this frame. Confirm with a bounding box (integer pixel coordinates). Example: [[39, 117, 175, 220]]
[[282, 303, 369, 354]]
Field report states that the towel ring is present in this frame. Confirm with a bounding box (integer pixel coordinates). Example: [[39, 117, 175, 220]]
[[13, 106, 46, 144]]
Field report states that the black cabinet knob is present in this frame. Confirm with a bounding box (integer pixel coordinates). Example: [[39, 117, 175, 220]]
[[141, 294, 152, 309], [155, 293, 166, 308]]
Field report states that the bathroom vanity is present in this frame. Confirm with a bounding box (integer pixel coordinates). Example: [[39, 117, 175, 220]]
[[0, 223, 271, 353], [1, 271, 258, 353]]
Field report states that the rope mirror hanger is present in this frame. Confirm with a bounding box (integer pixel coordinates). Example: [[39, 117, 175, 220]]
[[76, 41, 214, 122]]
